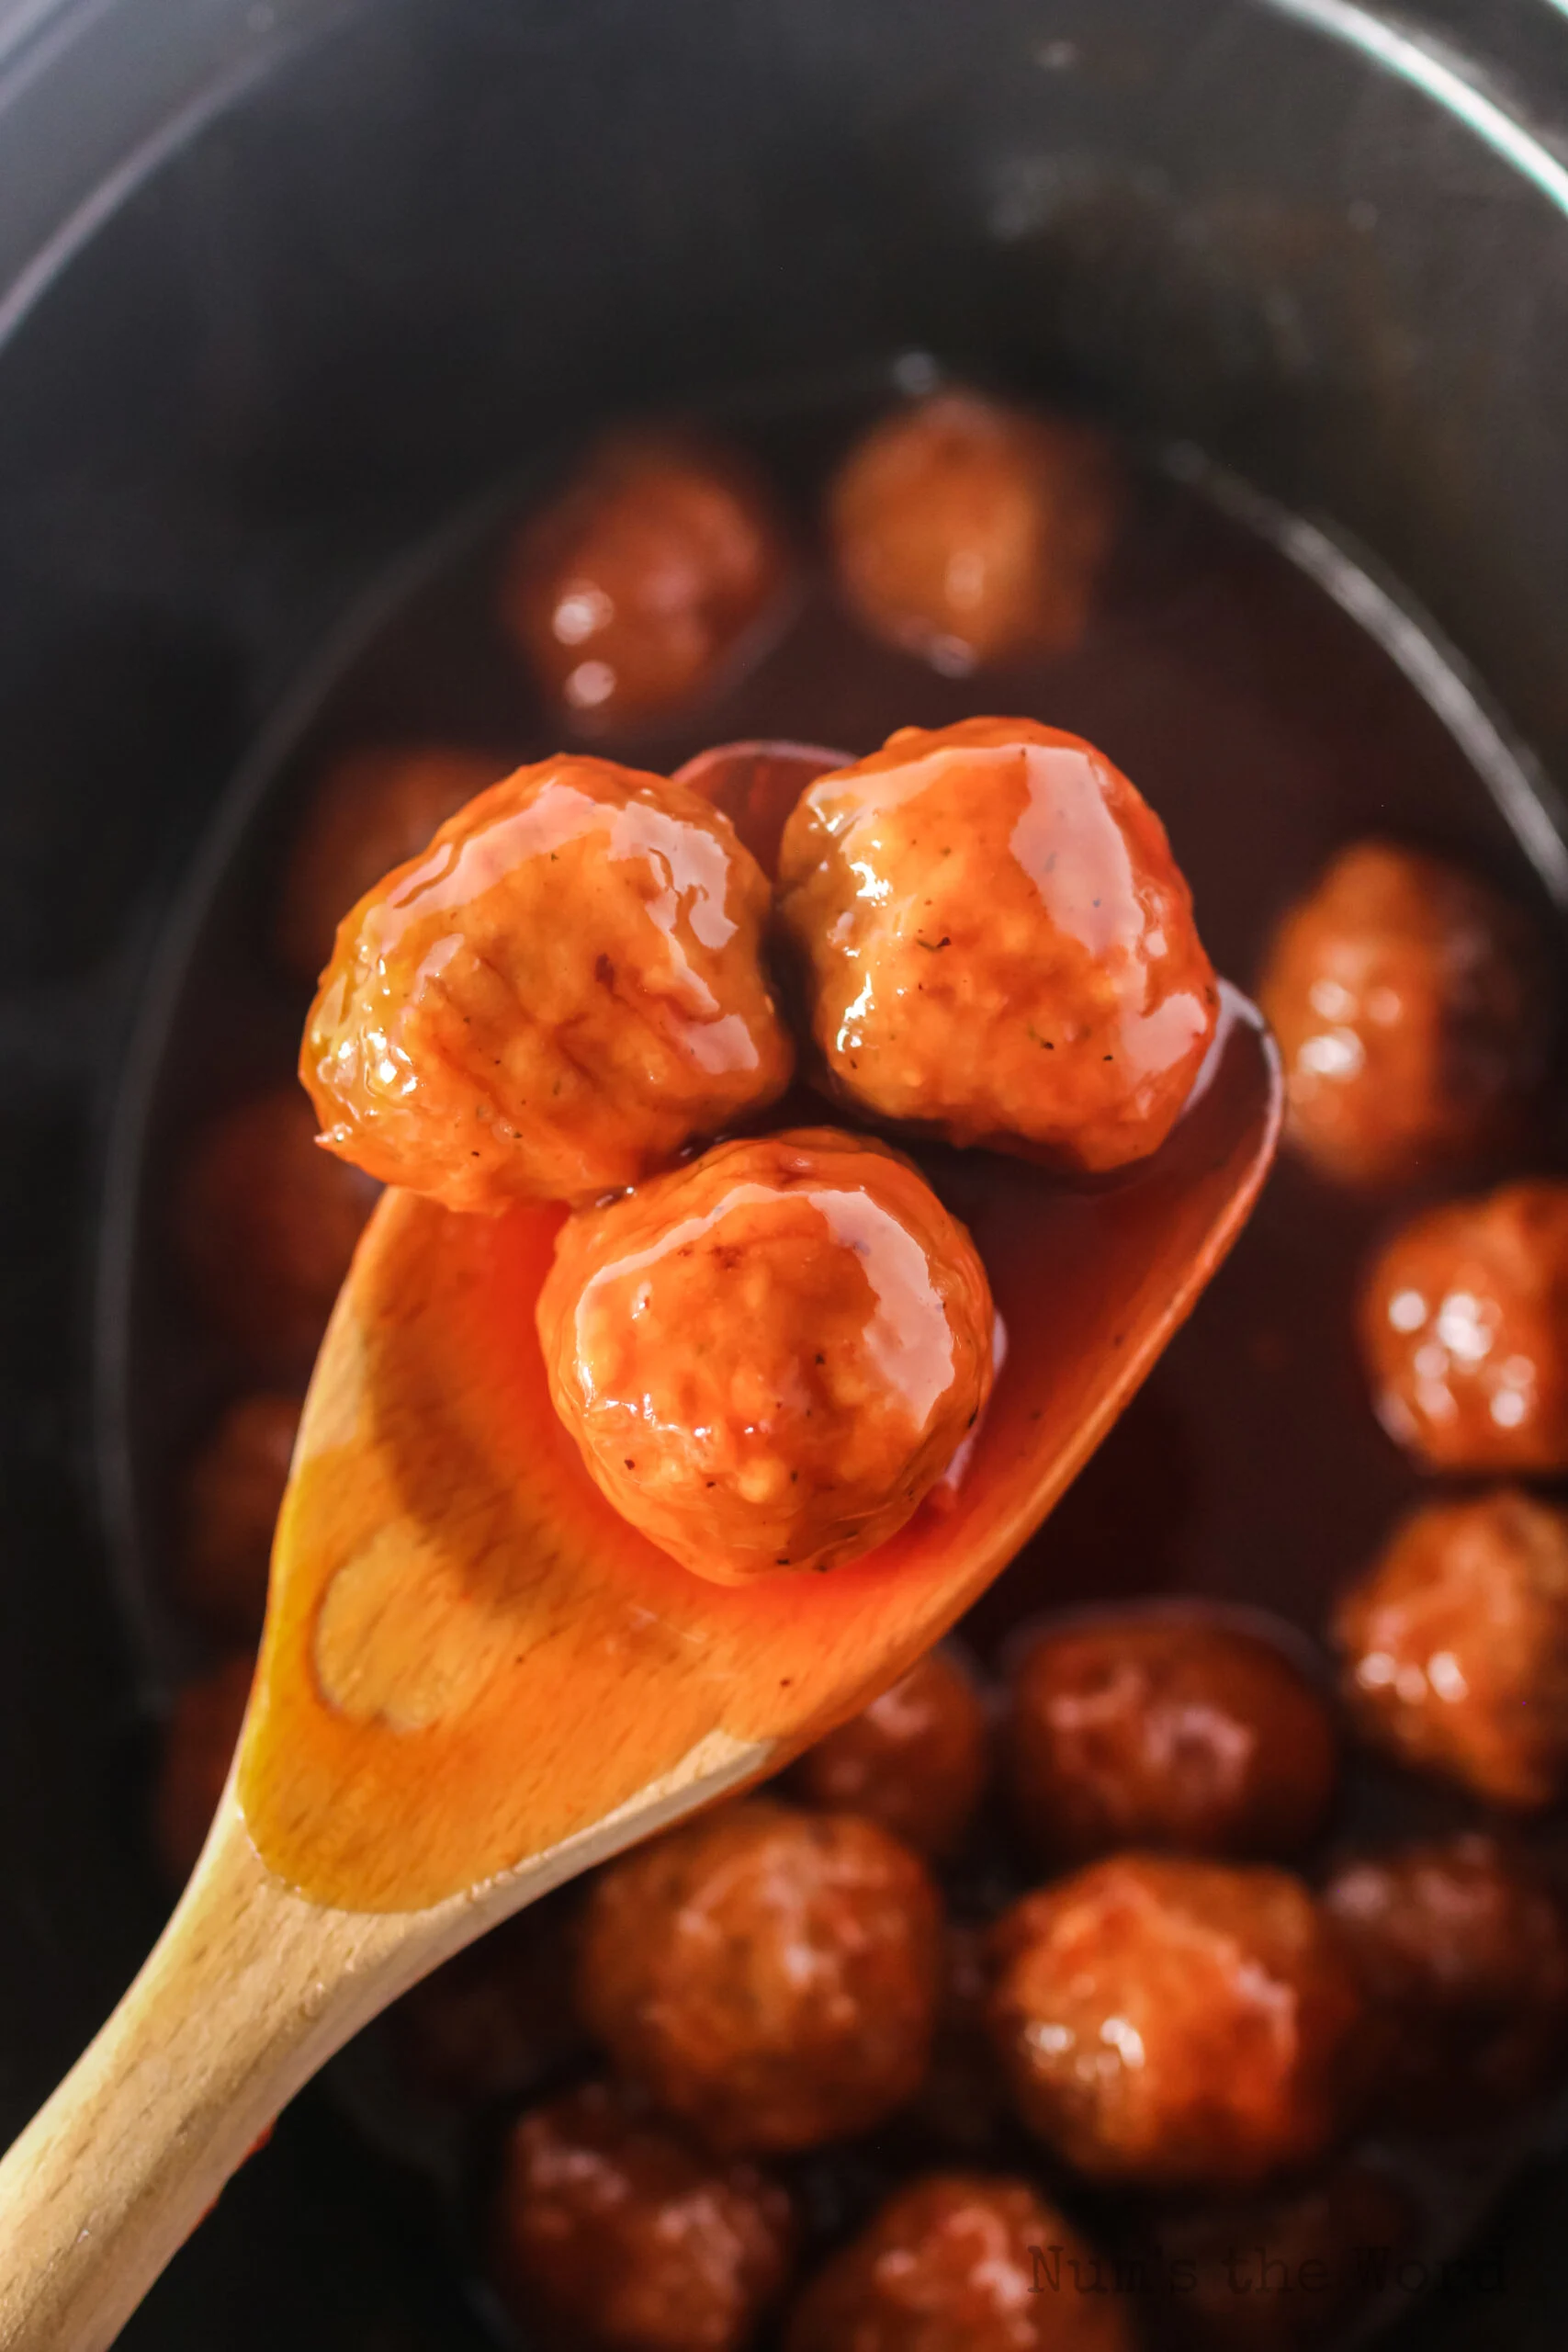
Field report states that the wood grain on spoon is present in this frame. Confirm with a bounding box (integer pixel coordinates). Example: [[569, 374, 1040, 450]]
[[0, 742, 1280, 2350]]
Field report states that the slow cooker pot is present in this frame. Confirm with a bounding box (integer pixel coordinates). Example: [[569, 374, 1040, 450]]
[[4, 0, 1568, 2340]]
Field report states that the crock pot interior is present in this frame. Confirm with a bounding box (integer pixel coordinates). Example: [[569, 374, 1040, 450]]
[[3, 0, 1568, 2341]]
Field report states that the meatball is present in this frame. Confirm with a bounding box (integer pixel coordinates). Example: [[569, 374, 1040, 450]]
[[537, 1129, 994, 1583], [1258, 841, 1547, 1188], [490, 2080, 795, 2352], [1359, 1180, 1568, 1472], [828, 391, 1122, 672], [791, 1648, 989, 1857], [502, 432, 790, 728], [577, 1798, 942, 2153], [388, 1897, 585, 2106], [1007, 1614, 1337, 1863], [152, 1654, 253, 1885], [1323, 1833, 1568, 2129], [1149, 2162, 1416, 2350], [302, 755, 794, 1212], [276, 742, 500, 986], [775, 718, 1218, 1172], [785, 2171, 1134, 2352], [175, 1393, 299, 1638], [177, 1090, 378, 1374], [987, 1857, 1365, 2190], [1336, 1488, 1568, 1806]]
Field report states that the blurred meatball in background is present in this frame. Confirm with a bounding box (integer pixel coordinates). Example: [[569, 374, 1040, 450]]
[[790, 1647, 989, 1858], [387, 1896, 585, 2108], [1336, 1489, 1568, 1806], [502, 433, 792, 728], [1258, 842, 1548, 1188], [828, 390, 1122, 672], [1359, 1180, 1568, 1472], [1007, 1612, 1337, 1863], [578, 1798, 942, 2153]]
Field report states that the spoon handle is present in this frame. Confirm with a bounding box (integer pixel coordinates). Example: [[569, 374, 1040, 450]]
[[0, 1796, 413, 2351]]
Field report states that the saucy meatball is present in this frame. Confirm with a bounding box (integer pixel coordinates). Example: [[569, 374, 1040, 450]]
[[175, 1393, 299, 1638], [177, 1090, 378, 1374], [1258, 841, 1546, 1188], [791, 1647, 989, 1857], [502, 432, 790, 727], [1323, 1833, 1568, 2129], [302, 755, 794, 1212], [537, 1129, 994, 1583], [775, 718, 1218, 1172], [1149, 2162, 1416, 2351], [784, 2171, 1134, 2352], [490, 2080, 795, 2352], [1008, 1614, 1337, 1864], [276, 743, 500, 986], [152, 1653, 253, 1885], [1336, 1488, 1568, 1806], [828, 391, 1122, 672], [987, 1857, 1364, 2190], [578, 1798, 942, 2153], [1359, 1180, 1568, 1472]]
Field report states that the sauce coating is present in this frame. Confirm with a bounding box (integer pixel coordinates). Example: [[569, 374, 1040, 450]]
[[502, 432, 791, 727], [1258, 841, 1546, 1188], [1336, 1488, 1568, 1806], [987, 1855, 1365, 2189], [578, 1798, 942, 2153], [537, 1128, 994, 1583], [490, 2079, 795, 2352], [784, 2171, 1134, 2352], [776, 718, 1218, 1171], [1007, 1612, 1337, 1862], [301, 754, 793, 1211], [790, 1646, 989, 1856], [1359, 1180, 1568, 1472], [828, 390, 1122, 671]]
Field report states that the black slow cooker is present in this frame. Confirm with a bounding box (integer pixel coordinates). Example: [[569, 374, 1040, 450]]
[[4, 0, 1568, 2341]]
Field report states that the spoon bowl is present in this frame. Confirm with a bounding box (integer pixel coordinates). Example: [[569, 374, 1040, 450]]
[[0, 743, 1281, 2350]]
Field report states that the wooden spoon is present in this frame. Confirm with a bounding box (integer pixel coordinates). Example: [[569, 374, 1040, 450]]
[[0, 745, 1280, 2350]]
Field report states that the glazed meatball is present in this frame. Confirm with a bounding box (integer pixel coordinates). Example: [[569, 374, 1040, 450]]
[[1258, 841, 1547, 1187], [1323, 1833, 1568, 2129], [776, 718, 1218, 1172], [1336, 1489, 1568, 1806], [302, 755, 794, 1211], [1008, 1614, 1337, 1863], [1359, 1180, 1568, 1472], [537, 1130, 994, 1583], [276, 742, 500, 986], [577, 1798, 942, 2153], [828, 391, 1122, 672], [490, 2080, 795, 2352], [791, 1648, 989, 1856], [502, 432, 790, 727], [1149, 2162, 1416, 2350], [987, 1857, 1365, 2190], [177, 1090, 378, 1374], [152, 1653, 253, 1885], [388, 1898, 585, 2106], [175, 1393, 299, 1638], [785, 2172, 1134, 2352]]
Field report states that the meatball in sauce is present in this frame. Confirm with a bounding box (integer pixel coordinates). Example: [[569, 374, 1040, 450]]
[[1008, 1613, 1337, 1863], [776, 717, 1218, 1172], [1336, 1488, 1568, 1807], [987, 1855, 1365, 2190], [578, 1798, 942, 2154], [1359, 1180, 1568, 1472], [502, 432, 791, 728], [302, 754, 793, 1211], [490, 2079, 795, 2352], [1258, 841, 1547, 1188], [537, 1129, 994, 1583], [828, 390, 1122, 672], [791, 1646, 989, 1857]]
